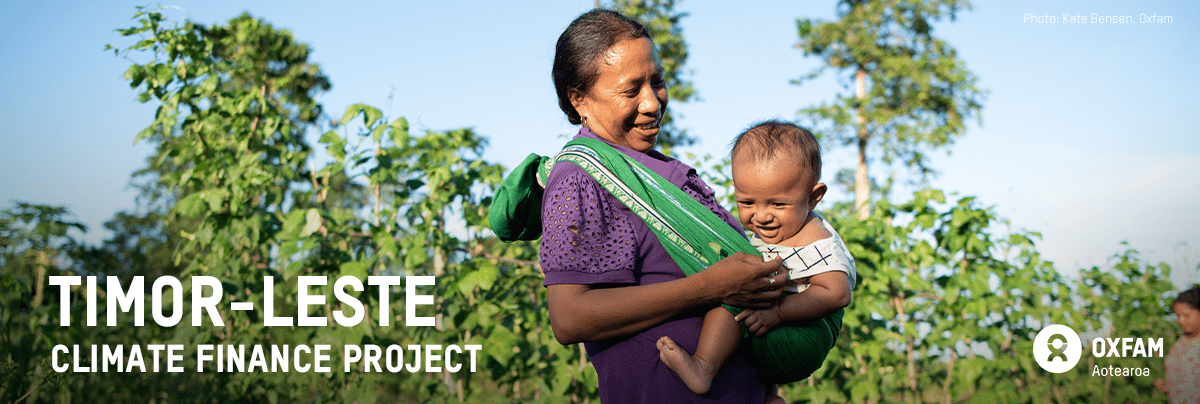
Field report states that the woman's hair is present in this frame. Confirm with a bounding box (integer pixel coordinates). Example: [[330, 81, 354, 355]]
[[1176, 285, 1200, 310], [553, 9, 651, 125]]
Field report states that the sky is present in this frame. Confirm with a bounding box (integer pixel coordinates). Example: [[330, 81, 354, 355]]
[[1, 0, 1197, 288]]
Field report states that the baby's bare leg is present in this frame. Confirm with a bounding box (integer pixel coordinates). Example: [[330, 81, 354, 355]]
[[657, 306, 743, 395]]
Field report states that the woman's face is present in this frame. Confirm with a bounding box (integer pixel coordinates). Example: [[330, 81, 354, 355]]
[[570, 37, 668, 153], [1175, 302, 1200, 337]]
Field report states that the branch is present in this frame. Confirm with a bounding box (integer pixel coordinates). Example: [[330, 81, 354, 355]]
[[14, 381, 42, 404]]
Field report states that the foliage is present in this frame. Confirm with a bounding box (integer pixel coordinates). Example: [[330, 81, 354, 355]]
[[0, 203, 87, 284], [794, 0, 986, 218], [1072, 250, 1175, 403], [774, 193, 1175, 403], [802, 192, 1041, 402], [605, 0, 699, 149], [30, 7, 582, 403], [0, 203, 85, 402]]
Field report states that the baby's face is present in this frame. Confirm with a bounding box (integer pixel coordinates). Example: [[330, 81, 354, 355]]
[[732, 158, 820, 246]]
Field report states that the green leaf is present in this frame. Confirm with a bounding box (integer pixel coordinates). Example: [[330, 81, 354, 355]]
[[300, 208, 321, 237], [125, 65, 145, 88], [370, 124, 385, 144], [319, 130, 340, 145], [797, 18, 814, 37], [388, 117, 409, 145], [850, 381, 871, 403], [485, 327, 519, 366], [284, 261, 305, 279], [340, 103, 382, 128], [200, 75, 217, 92], [363, 105, 382, 127], [339, 261, 368, 280], [456, 262, 499, 295], [405, 246, 427, 268], [177, 193, 205, 216], [202, 190, 226, 211], [340, 104, 363, 126], [334, 324, 365, 346]]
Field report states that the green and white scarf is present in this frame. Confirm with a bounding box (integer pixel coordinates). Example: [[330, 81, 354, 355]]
[[491, 137, 759, 276]]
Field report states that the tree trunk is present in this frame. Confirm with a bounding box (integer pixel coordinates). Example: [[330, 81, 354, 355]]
[[943, 351, 956, 404], [33, 255, 46, 308], [854, 67, 870, 219]]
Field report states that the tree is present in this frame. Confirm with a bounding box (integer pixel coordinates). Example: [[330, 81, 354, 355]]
[[604, 0, 699, 148], [72, 211, 183, 282], [0, 203, 86, 308], [107, 7, 577, 402], [782, 191, 1073, 403], [795, 0, 985, 219], [112, 6, 331, 275], [0, 203, 79, 402], [108, 8, 346, 401], [1076, 249, 1174, 403]]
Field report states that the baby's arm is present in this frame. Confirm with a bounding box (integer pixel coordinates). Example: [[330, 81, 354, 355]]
[[735, 271, 853, 336]]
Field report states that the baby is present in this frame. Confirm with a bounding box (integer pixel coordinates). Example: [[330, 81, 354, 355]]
[[657, 120, 857, 398]]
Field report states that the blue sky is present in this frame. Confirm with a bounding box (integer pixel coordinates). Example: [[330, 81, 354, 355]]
[[1, 1, 1197, 287]]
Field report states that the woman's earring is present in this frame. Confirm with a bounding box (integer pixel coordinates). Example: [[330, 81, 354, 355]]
[[582, 116, 588, 125]]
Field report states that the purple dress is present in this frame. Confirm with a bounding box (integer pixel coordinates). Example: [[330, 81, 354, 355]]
[[540, 128, 767, 403]]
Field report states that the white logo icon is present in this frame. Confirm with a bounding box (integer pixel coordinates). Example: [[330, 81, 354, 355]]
[[1034, 324, 1082, 373]]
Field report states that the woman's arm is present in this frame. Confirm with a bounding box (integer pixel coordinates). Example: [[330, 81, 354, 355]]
[[547, 252, 788, 345], [735, 271, 852, 336]]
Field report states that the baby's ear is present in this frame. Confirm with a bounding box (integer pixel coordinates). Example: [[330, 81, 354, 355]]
[[809, 182, 828, 206]]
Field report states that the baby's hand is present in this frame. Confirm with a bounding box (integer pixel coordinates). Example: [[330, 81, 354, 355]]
[[735, 306, 782, 337]]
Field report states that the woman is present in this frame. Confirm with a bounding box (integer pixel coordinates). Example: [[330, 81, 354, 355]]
[[538, 9, 788, 403]]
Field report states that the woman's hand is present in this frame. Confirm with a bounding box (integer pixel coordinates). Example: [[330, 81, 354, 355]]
[[735, 305, 782, 337], [694, 252, 788, 309], [1154, 377, 1167, 394]]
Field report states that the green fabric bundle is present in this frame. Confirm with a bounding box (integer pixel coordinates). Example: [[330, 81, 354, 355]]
[[489, 153, 549, 242]]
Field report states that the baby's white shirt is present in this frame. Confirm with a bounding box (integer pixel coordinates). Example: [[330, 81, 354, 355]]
[[749, 212, 857, 293]]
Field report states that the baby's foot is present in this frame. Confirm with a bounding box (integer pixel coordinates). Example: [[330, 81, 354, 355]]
[[656, 336, 717, 395]]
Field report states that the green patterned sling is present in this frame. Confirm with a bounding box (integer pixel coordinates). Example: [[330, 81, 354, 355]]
[[490, 137, 842, 383]]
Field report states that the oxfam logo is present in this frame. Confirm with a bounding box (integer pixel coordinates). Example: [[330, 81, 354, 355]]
[[1033, 324, 1083, 373]]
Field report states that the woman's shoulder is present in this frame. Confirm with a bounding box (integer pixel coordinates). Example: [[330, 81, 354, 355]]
[[644, 149, 696, 185], [539, 156, 640, 283], [543, 160, 610, 216]]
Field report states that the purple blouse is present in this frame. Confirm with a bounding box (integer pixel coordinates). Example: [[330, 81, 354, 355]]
[[540, 128, 767, 403]]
